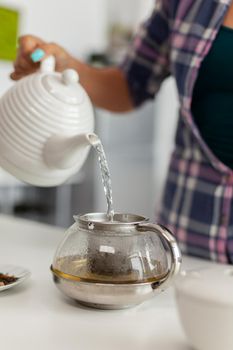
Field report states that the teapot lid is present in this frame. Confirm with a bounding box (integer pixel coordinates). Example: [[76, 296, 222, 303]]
[[176, 266, 233, 306], [40, 56, 84, 105]]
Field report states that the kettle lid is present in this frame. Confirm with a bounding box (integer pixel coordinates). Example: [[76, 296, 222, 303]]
[[40, 56, 84, 105]]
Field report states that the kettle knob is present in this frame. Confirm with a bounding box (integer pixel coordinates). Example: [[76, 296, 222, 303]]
[[62, 69, 79, 85], [40, 55, 56, 73]]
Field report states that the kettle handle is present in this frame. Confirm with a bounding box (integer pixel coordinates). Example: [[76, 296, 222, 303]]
[[40, 55, 56, 73], [137, 223, 182, 291]]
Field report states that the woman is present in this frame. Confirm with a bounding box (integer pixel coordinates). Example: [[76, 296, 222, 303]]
[[12, 0, 233, 264]]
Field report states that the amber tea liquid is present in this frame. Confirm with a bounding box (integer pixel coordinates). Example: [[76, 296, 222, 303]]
[[55, 255, 167, 284]]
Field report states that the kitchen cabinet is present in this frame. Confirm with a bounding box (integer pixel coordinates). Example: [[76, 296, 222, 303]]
[[94, 103, 156, 219], [94, 77, 179, 219]]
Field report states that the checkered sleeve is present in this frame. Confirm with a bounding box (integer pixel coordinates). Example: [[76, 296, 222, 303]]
[[120, 0, 171, 107]]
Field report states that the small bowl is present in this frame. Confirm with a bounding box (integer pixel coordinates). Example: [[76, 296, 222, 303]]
[[0, 264, 30, 292], [174, 266, 233, 350]]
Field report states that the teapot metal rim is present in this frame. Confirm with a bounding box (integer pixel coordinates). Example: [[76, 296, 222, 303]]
[[74, 212, 150, 232]]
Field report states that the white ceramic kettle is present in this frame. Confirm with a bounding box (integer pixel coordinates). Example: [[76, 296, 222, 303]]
[[0, 56, 96, 187]]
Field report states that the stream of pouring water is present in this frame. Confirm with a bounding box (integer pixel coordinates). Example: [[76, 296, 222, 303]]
[[89, 134, 114, 221]]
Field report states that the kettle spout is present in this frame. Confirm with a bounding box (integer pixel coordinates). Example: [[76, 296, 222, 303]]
[[43, 133, 99, 170]]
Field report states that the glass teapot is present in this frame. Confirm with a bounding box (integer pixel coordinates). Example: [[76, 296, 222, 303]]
[[51, 213, 182, 309]]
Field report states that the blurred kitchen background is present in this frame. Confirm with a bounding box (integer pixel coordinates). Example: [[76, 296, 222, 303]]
[[0, 0, 179, 227]]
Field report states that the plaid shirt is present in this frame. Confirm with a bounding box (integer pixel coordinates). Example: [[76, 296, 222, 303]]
[[120, 0, 233, 264]]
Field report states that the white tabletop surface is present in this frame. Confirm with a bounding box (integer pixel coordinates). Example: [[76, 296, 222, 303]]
[[0, 215, 215, 350]]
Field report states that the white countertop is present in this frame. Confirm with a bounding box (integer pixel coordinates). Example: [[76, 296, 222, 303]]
[[0, 215, 214, 350]]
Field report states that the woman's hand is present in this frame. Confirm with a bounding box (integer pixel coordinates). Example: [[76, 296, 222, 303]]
[[10, 35, 133, 112], [11, 35, 76, 80]]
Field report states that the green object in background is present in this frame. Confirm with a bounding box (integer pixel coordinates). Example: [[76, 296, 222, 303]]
[[0, 6, 19, 61]]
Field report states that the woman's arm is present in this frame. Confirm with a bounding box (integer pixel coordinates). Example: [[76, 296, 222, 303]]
[[12, 0, 171, 112], [11, 35, 134, 112], [70, 61, 134, 112]]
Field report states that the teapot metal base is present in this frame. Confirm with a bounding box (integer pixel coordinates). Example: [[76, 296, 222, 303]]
[[77, 301, 138, 310], [51, 265, 167, 310]]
